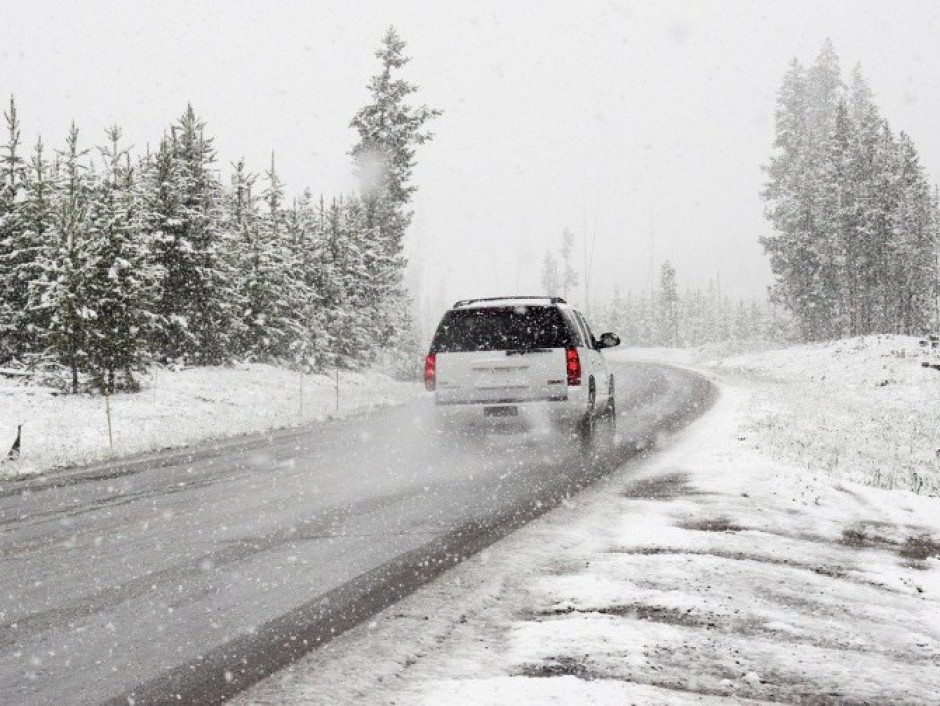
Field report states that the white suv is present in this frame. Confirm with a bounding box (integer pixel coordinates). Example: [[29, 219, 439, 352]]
[[424, 296, 620, 444]]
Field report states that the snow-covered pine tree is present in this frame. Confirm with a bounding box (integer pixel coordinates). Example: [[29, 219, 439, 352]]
[[227, 158, 265, 359], [799, 41, 843, 339], [283, 188, 324, 369], [805, 39, 844, 144], [149, 106, 237, 365], [658, 261, 679, 346], [229, 155, 305, 362], [17, 138, 56, 358], [145, 132, 189, 361], [762, 43, 846, 340], [681, 287, 707, 346], [259, 156, 304, 359], [340, 194, 380, 363], [349, 27, 440, 359], [817, 99, 855, 338], [310, 193, 391, 369], [317, 196, 354, 368], [762, 41, 938, 340], [847, 66, 886, 335], [0, 96, 29, 362], [39, 124, 94, 392], [761, 59, 811, 335], [84, 127, 158, 392], [870, 122, 903, 331], [309, 195, 338, 368], [891, 133, 939, 334]]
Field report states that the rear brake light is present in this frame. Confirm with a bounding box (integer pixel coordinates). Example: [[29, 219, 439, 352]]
[[424, 353, 437, 391], [566, 347, 581, 386]]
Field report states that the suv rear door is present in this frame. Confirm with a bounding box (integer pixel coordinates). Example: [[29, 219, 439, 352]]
[[564, 307, 610, 406], [576, 310, 605, 394], [430, 305, 573, 405]]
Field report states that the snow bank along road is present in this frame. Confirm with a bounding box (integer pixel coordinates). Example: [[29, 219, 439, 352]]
[[0, 361, 712, 705]]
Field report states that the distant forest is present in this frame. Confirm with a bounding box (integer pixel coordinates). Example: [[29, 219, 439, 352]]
[[0, 27, 438, 393], [762, 40, 939, 341], [599, 262, 783, 348], [541, 234, 784, 349]]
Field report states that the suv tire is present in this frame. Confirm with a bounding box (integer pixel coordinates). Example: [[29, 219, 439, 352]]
[[579, 380, 597, 453]]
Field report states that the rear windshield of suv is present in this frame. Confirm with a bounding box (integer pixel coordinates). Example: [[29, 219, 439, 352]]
[[430, 306, 573, 353]]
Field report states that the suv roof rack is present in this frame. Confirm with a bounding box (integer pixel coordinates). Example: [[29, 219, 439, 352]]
[[452, 296, 567, 308]]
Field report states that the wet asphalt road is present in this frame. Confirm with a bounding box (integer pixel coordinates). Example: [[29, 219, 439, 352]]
[[0, 362, 713, 705]]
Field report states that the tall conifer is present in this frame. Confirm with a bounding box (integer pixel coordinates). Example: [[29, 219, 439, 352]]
[[350, 27, 440, 357], [0, 97, 28, 361]]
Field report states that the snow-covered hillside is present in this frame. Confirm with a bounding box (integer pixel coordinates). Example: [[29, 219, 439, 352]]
[[716, 335, 940, 496], [0, 365, 422, 480], [234, 337, 940, 705], [617, 335, 940, 496]]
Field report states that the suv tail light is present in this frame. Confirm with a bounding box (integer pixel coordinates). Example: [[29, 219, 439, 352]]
[[566, 347, 581, 386], [424, 353, 437, 391]]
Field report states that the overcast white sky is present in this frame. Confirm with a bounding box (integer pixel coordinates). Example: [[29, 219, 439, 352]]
[[2, 0, 939, 328]]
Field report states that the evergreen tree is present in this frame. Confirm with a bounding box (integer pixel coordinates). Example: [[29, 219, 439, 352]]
[[228, 158, 265, 359], [761, 41, 939, 340], [847, 66, 886, 334], [145, 133, 186, 361], [316, 196, 370, 368], [817, 99, 854, 337], [17, 138, 56, 357], [39, 124, 93, 392], [283, 188, 324, 368], [761, 59, 817, 337], [805, 39, 844, 143], [149, 106, 237, 364], [0, 96, 28, 362], [229, 155, 305, 362], [349, 27, 441, 355], [84, 127, 158, 391], [892, 133, 938, 333], [259, 156, 304, 359], [658, 261, 679, 346]]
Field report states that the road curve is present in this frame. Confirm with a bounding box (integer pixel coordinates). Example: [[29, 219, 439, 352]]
[[0, 362, 714, 705]]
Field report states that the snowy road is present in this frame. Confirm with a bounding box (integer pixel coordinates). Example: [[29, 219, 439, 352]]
[[0, 362, 712, 705]]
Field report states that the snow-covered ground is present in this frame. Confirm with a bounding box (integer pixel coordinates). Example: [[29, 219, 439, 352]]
[[0, 364, 423, 480], [626, 335, 940, 496], [235, 336, 940, 704]]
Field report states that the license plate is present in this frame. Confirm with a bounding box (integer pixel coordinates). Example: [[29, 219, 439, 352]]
[[484, 406, 518, 418]]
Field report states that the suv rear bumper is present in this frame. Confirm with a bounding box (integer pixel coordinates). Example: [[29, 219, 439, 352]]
[[432, 394, 589, 433]]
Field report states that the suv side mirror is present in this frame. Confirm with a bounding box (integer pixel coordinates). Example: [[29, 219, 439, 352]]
[[597, 332, 620, 349]]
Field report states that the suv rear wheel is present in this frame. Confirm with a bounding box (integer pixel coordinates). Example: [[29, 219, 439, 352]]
[[607, 376, 617, 433], [578, 380, 597, 453]]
